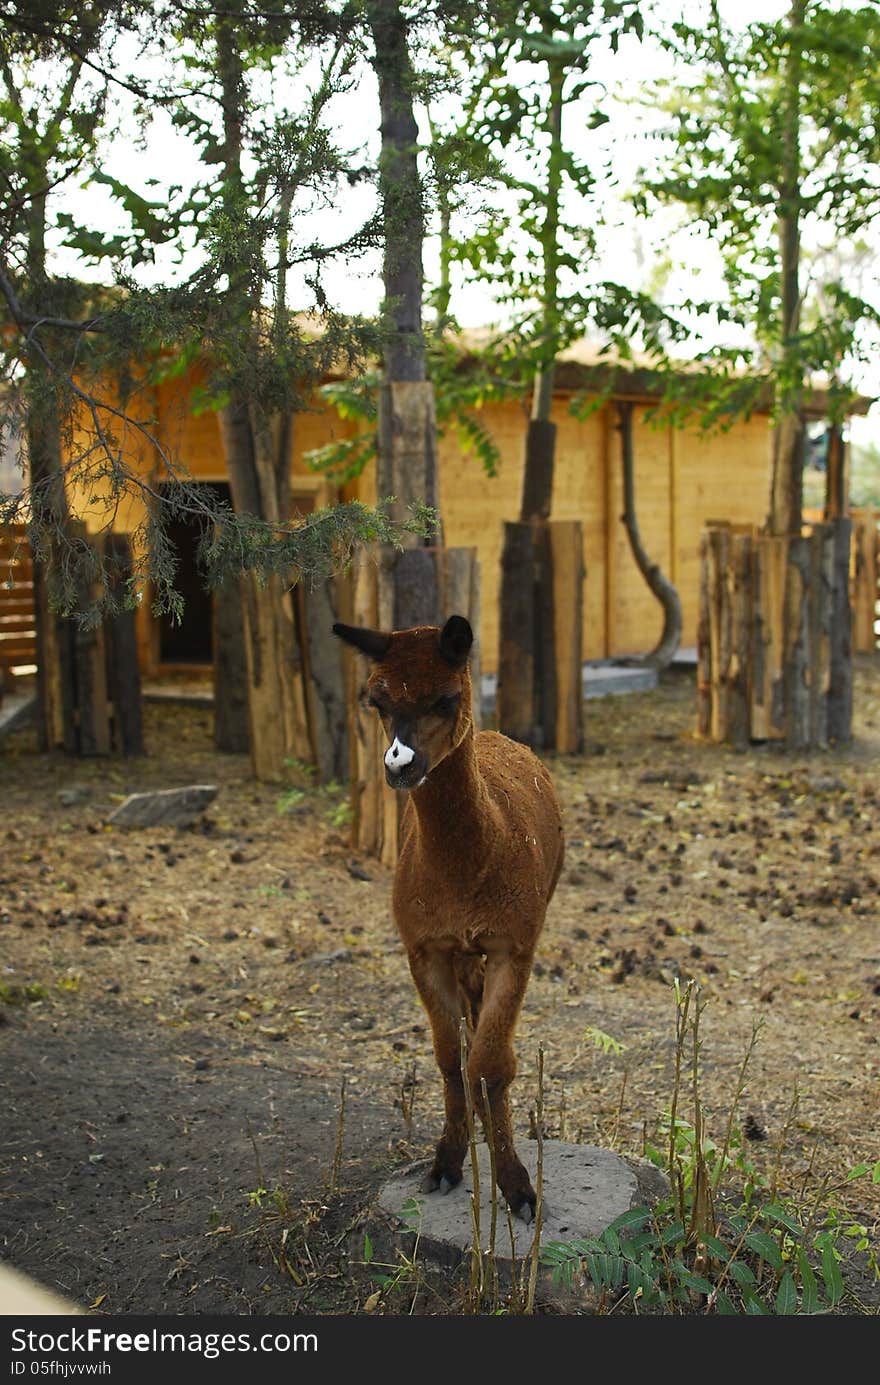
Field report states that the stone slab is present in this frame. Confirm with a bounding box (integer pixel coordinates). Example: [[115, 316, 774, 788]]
[[371, 1142, 662, 1288], [106, 784, 218, 828], [0, 689, 35, 738], [582, 663, 658, 699]]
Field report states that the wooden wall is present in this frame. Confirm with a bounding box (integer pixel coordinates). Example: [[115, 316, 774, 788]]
[[424, 398, 774, 673], [60, 367, 778, 676]]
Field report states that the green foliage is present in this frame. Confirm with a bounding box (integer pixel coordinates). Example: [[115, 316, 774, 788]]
[[636, 2, 880, 428], [544, 980, 877, 1314]]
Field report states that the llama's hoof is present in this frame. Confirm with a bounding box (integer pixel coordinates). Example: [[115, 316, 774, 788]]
[[505, 1187, 537, 1223], [420, 1169, 462, 1196]]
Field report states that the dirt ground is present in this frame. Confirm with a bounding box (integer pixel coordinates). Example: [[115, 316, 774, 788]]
[[1, 660, 878, 1315]]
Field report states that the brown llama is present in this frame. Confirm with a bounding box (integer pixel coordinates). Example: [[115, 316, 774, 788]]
[[333, 615, 564, 1220]]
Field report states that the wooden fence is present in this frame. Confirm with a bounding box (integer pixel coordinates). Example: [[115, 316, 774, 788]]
[[804, 507, 878, 653], [0, 523, 37, 697], [698, 518, 853, 748]]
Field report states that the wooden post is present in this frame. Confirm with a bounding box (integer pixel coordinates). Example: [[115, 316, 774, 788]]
[[497, 521, 537, 744], [728, 532, 753, 751], [807, 522, 833, 749], [852, 509, 878, 653], [751, 534, 788, 742], [297, 575, 349, 784], [72, 532, 111, 757], [700, 515, 853, 750], [103, 533, 144, 756], [546, 519, 584, 754], [707, 526, 731, 742], [497, 517, 583, 751], [213, 575, 250, 753], [828, 516, 853, 743], [783, 533, 811, 750], [696, 530, 711, 738]]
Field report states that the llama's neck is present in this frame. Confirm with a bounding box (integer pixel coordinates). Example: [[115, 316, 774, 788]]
[[409, 722, 494, 857]]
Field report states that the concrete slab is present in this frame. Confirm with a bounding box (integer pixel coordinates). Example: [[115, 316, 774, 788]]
[[480, 661, 658, 720], [367, 1141, 666, 1301], [582, 662, 657, 699], [0, 688, 35, 737]]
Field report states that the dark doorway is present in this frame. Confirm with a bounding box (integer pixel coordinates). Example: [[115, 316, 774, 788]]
[[158, 482, 231, 665]]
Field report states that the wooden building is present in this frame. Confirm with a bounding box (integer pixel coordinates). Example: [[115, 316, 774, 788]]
[[59, 347, 871, 678]]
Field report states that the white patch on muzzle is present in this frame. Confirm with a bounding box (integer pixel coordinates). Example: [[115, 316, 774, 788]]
[[384, 737, 415, 773]]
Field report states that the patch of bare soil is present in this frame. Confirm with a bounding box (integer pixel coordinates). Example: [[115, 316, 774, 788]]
[[1, 660, 878, 1315]]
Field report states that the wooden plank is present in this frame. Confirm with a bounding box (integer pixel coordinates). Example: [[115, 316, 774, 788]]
[[298, 574, 349, 784], [707, 527, 731, 742], [783, 534, 811, 750], [728, 532, 753, 750], [442, 546, 482, 729], [349, 551, 386, 861], [751, 535, 787, 741], [104, 532, 144, 756], [212, 575, 249, 754], [828, 517, 853, 743], [808, 523, 833, 749], [31, 536, 76, 753], [696, 530, 711, 738], [852, 510, 878, 652], [549, 519, 584, 754], [497, 521, 536, 744], [535, 520, 557, 749]]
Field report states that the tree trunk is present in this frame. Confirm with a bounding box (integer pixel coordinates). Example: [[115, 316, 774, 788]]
[[213, 21, 314, 781], [497, 57, 584, 747], [217, 406, 312, 780], [767, 0, 805, 539], [367, 0, 426, 387], [23, 183, 79, 752], [616, 401, 682, 668], [824, 423, 847, 519]]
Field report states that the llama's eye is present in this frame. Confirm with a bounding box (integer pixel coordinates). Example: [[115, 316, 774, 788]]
[[431, 694, 460, 717]]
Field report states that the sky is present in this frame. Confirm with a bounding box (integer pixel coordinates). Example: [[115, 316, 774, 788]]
[[47, 0, 880, 449]]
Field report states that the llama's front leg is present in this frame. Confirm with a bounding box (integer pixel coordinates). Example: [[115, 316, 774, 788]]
[[407, 946, 470, 1195], [468, 947, 536, 1221]]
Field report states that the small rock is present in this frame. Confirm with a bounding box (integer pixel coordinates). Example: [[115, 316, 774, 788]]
[[346, 861, 373, 882], [308, 948, 353, 966], [107, 785, 218, 829], [56, 786, 93, 807]]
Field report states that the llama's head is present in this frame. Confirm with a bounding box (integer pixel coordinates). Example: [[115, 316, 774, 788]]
[[332, 616, 474, 790]]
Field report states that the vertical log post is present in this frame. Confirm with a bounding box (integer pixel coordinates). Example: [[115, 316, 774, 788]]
[[696, 529, 712, 738], [213, 575, 250, 753], [828, 516, 853, 743], [728, 532, 753, 751], [103, 532, 144, 756], [783, 533, 811, 750], [497, 518, 583, 752], [700, 515, 853, 748], [807, 522, 833, 749]]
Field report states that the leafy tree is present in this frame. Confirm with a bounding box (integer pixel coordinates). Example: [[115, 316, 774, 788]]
[[429, 0, 684, 733], [639, 0, 880, 535], [0, 1, 432, 770]]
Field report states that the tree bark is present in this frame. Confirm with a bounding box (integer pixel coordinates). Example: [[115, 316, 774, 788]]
[[213, 20, 314, 781], [367, 0, 426, 386], [767, 0, 805, 538], [616, 401, 682, 669]]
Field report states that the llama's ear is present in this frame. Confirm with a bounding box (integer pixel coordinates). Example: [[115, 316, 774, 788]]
[[438, 615, 473, 667], [332, 623, 392, 661]]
